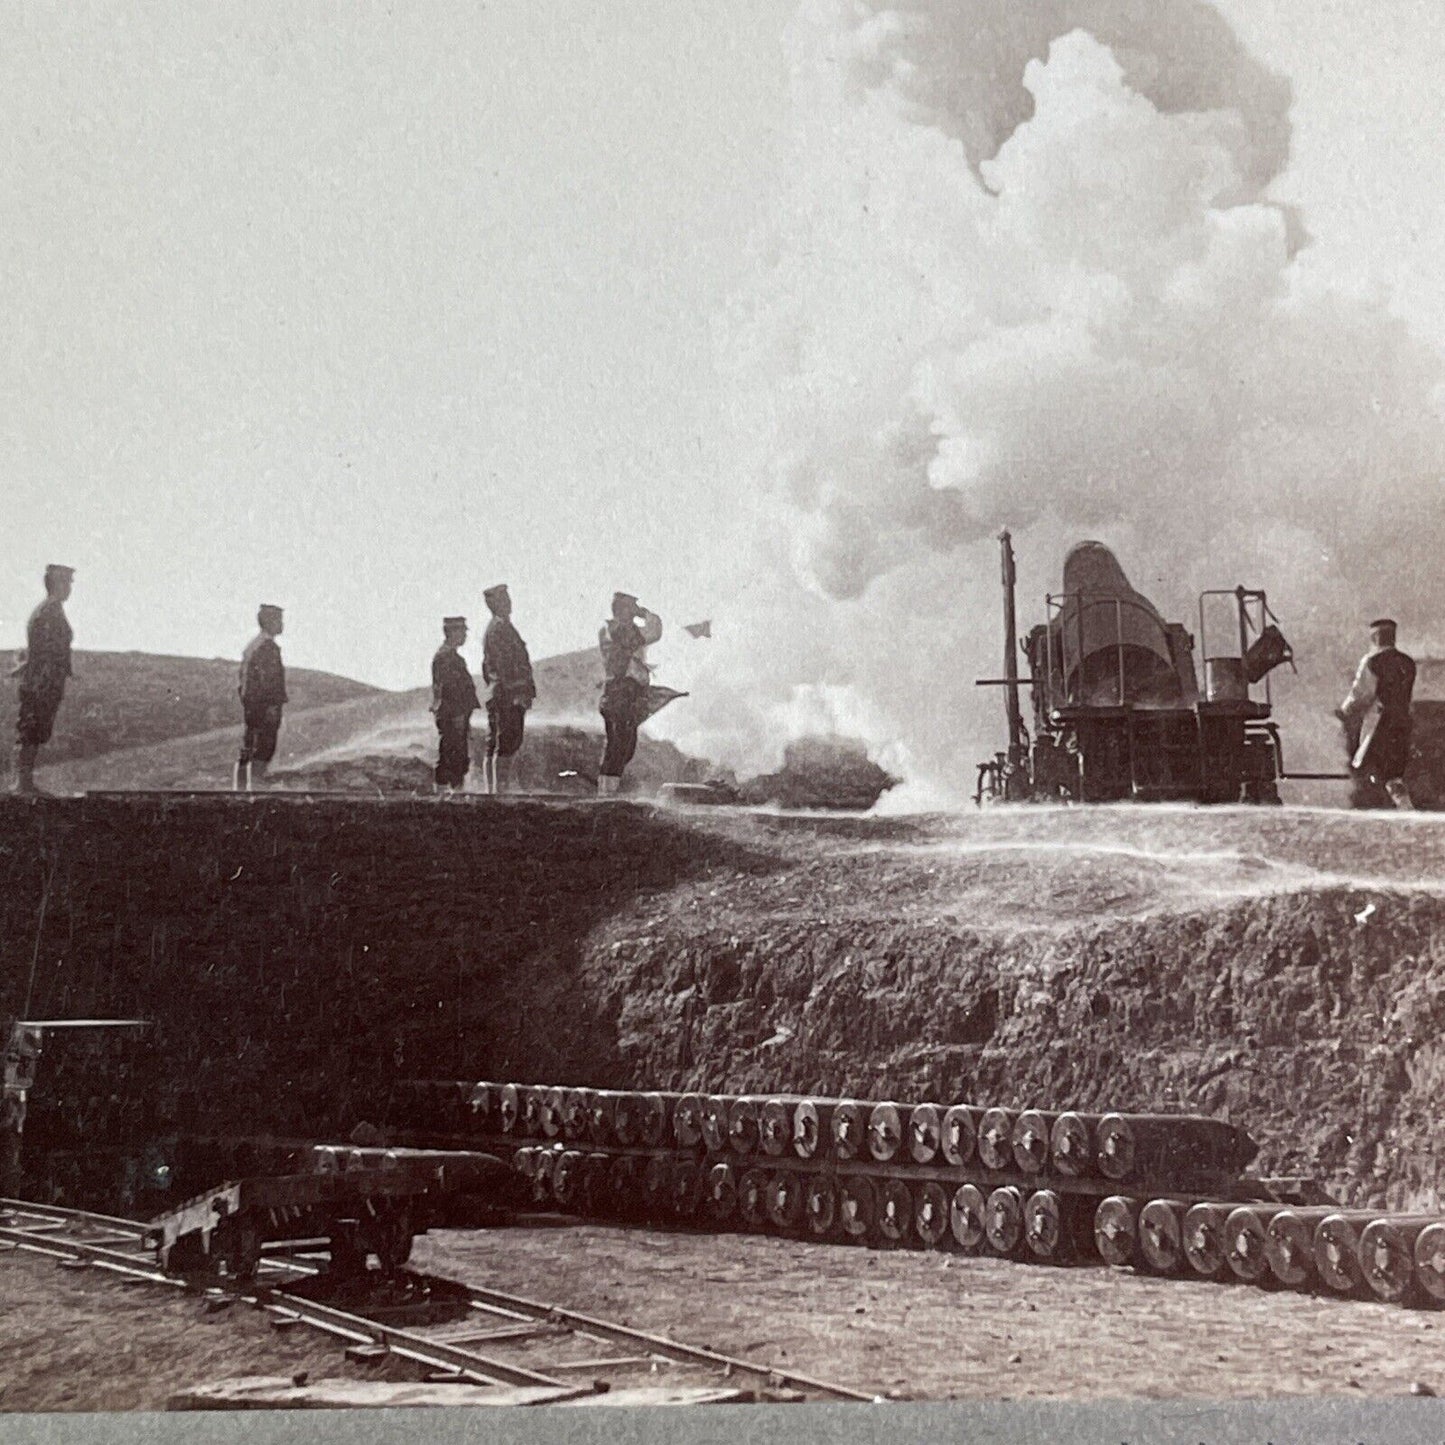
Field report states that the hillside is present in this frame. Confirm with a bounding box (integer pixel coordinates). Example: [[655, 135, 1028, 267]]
[[0, 650, 381, 765], [27, 645, 641, 793]]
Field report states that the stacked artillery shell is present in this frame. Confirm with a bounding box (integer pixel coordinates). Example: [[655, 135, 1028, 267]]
[[1222, 1204, 1286, 1284], [1414, 1222, 1445, 1305], [791, 1099, 834, 1159], [1181, 1201, 1235, 1280], [1093, 1196, 1141, 1267], [830, 1100, 867, 1161], [1011, 1111, 1058, 1176], [406, 1078, 1445, 1311], [1357, 1216, 1441, 1304]]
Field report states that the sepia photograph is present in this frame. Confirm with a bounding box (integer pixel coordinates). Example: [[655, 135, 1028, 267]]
[[3, 2, 1445, 1441]]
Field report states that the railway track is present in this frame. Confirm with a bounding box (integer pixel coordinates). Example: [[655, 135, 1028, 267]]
[[0, 1198, 872, 1405]]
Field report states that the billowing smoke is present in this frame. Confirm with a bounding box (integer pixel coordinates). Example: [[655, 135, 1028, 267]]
[[651, 0, 1445, 800]]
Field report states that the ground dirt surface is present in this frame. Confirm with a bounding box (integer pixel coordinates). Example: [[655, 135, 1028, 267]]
[[0, 1250, 419, 1412], [414, 1219, 1444, 1402], [2, 797, 1444, 1209]]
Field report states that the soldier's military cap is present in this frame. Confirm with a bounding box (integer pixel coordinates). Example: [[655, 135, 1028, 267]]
[[443, 616, 467, 628], [483, 584, 509, 606], [612, 591, 639, 612], [1370, 617, 1398, 631]]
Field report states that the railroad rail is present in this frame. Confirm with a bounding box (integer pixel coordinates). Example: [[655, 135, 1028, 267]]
[[381, 1080, 1445, 1311], [0, 1198, 870, 1404]]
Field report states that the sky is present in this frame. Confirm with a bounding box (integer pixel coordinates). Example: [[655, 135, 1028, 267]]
[[4, 0, 1445, 696]]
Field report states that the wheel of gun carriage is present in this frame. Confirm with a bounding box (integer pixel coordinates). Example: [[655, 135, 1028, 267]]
[[876, 1177, 913, 1246], [766, 1170, 806, 1233], [913, 1180, 949, 1248], [738, 1167, 771, 1231], [805, 1175, 838, 1238], [949, 1184, 986, 1253], [838, 1174, 876, 1242]]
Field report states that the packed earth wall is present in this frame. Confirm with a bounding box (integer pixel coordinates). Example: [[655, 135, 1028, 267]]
[[1, 797, 1441, 1212]]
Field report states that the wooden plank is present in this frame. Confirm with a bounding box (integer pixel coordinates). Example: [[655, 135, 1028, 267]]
[[167, 1376, 594, 1410], [554, 1386, 754, 1407]]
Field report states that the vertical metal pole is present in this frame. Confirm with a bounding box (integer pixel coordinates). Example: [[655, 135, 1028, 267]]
[[999, 532, 1026, 772]]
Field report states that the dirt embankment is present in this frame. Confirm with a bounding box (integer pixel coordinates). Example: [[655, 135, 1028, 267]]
[[1, 798, 1442, 1210]]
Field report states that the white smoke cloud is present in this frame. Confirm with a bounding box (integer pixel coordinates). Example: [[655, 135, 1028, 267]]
[[651, 0, 1445, 798]]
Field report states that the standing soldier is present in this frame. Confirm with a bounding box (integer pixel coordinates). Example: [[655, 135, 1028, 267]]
[[10, 564, 75, 795], [432, 616, 480, 796], [1338, 617, 1417, 809], [236, 604, 287, 791], [597, 592, 662, 795], [481, 584, 536, 796]]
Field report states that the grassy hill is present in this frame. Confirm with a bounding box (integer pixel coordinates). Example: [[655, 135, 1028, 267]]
[[0, 650, 381, 765], [23, 644, 655, 793]]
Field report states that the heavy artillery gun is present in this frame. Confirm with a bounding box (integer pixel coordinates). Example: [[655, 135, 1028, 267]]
[[975, 534, 1296, 805]]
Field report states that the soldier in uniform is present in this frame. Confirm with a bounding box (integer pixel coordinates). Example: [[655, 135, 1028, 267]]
[[597, 592, 662, 795], [236, 604, 287, 791], [481, 584, 536, 796], [1338, 617, 1417, 809], [10, 564, 75, 795], [432, 616, 480, 795]]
